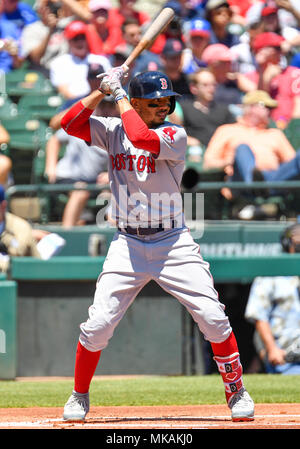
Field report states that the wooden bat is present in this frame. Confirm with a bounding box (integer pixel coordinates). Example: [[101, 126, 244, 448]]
[[123, 7, 175, 69], [98, 7, 175, 91]]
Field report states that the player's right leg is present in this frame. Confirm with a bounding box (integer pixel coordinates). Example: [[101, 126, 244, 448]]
[[63, 233, 150, 421]]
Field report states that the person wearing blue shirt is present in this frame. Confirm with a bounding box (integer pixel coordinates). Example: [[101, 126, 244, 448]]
[[0, 18, 22, 72], [205, 0, 240, 48], [1, 0, 39, 38]]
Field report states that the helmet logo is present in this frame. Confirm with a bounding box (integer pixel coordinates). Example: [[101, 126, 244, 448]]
[[160, 78, 168, 89]]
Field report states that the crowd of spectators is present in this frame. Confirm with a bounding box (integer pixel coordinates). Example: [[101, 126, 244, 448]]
[[0, 0, 300, 223]]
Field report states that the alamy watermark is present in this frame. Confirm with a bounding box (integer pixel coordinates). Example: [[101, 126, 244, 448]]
[[95, 185, 205, 239]]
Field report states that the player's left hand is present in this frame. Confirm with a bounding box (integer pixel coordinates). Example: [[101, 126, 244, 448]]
[[97, 65, 129, 93], [98, 73, 122, 96], [98, 68, 128, 100]]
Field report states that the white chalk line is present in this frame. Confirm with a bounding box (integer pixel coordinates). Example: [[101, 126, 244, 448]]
[[1, 415, 300, 428]]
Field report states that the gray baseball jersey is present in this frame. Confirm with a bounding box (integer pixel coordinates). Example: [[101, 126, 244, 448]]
[[89, 116, 187, 228]]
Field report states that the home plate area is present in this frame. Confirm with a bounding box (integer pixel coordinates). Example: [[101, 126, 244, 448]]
[[0, 404, 300, 429]]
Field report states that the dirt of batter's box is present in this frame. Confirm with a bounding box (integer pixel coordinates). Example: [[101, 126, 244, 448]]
[[0, 403, 300, 429]]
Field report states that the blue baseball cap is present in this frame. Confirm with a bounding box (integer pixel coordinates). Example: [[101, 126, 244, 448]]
[[0, 185, 5, 203], [188, 18, 211, 37]]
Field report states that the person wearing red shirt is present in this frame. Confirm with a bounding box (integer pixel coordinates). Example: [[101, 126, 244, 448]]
[[109, 0, 150, 28], [246, 31, 300, 128], [85, 0, 123, 55]]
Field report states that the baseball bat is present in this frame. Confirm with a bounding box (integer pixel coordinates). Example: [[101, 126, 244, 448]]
[[123, 7, 175, 69], [98, 7, 175, 89]]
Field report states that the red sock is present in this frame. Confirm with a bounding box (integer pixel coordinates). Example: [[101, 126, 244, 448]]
[[210, 331, 239, 357], [74, 341, 101, 394], [210, 332, 244, 403]]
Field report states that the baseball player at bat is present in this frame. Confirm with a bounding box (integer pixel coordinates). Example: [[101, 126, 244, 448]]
[[61, 67, 254, 422]]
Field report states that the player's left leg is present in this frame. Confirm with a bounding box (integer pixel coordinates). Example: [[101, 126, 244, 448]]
[[210, 333, 254, 421], [153, 228, 254, 421]]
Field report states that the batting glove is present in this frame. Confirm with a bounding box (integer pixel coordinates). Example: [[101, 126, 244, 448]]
[[98, 72, 128, 102], [97, 64, 128, 91]]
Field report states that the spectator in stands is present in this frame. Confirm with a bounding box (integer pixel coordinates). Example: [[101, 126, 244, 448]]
[[163, 0, 207, 23], [245, 222, 300, 375], [174, 68, 235, 149], [0, 15, 22, 72], [203, 90, 300, 199], [181, 18, 212, 75], [246, 0, 300, 32], [58, 0, 93, 22], [45, 128, 109, 228], [150, 13, 184, 55], [0, 123, 11, 186], [246, 31, 300, 128], [109, 0, 150, 28], [201, 43, 256, 109], [205, 0, 241, 47], [226, 0, 255, 26], [259, 1, 300, 45], [230, 20, 264, 74], [160, 38, 192, 100], [49, 20, 111, 100], [275, 0, 300, 28], [45, 62, 113, 227], [20, 0, 69, 77], [0, 185, 65, 272], [0, 0, 39, 38], [85, 0, 123, 56], [114, 18, 161, 76]]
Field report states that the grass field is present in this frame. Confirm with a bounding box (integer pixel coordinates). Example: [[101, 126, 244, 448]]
[[0, 374, 299, 408]]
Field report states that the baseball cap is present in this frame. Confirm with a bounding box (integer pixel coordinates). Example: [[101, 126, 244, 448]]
[[0, 185, 5, 203], [261, 0, 278, 17], [188, 19, 211, 37], [162, 39, 184, 57], [64, 21, 87, 40], [205, 0, 229, 11], [201, 43, 233, 64], [252, 32, 284, 52], [242, 90, 278, 108], [88, 0, 111, 12]]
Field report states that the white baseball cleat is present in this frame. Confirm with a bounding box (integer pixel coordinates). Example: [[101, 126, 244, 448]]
[[63, 391, 89, 421], [228, 388, 255, 422]]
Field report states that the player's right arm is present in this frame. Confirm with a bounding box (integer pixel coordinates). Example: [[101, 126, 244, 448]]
[[61, 90, 106, 143]]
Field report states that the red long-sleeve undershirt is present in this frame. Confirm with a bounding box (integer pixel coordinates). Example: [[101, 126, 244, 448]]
[[61, 101, 160, 155]]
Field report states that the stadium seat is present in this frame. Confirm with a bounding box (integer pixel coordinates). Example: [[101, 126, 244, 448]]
[[0, 94, 18, 120], [18, 93, 64, 122], [1, 115, 52, 151], [5, 69, 55, 97], [1, 115, 53, 184]]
